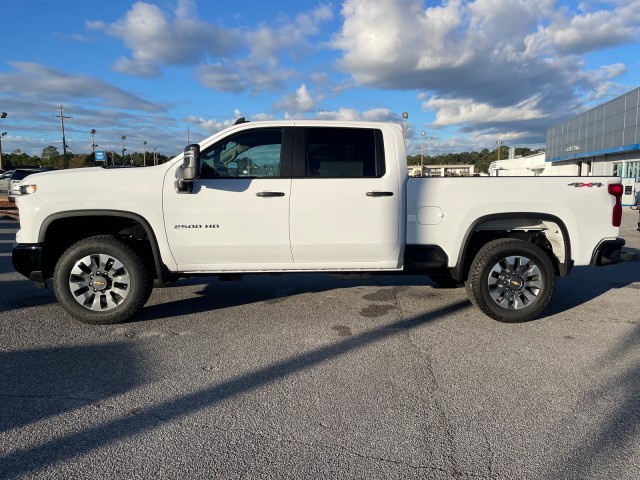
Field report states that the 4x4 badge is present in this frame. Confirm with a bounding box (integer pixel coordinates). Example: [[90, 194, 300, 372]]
[[567, 182, 604, 188]]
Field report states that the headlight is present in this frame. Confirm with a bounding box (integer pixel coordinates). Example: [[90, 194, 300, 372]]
[[19, 184, 38, 195]]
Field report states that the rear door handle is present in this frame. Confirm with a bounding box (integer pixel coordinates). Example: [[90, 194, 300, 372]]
[[366, 191, 394, 197], [256, 191, 285, 197]]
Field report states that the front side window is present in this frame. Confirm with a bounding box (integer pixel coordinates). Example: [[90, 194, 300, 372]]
[[200, 129, 283, 179], [305, 127, 383, 178]]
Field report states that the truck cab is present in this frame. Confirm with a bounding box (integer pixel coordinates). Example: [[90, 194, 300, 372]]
[[165, 121, 406, 272]]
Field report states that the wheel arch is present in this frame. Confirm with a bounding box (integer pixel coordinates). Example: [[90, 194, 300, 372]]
[[39, 210, 169, 284], [451, 212, 572, 282]]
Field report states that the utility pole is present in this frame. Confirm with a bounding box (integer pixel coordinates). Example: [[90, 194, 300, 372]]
[[120, 136, 127, 164], [53, 105, 72, 169], [143, 140, 147, 166], [0, 112, 7, 170]]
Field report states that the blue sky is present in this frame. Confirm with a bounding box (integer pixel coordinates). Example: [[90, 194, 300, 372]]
[[1, 0, 639, 158]]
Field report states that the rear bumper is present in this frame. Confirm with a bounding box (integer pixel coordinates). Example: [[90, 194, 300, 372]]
[[590, 238, 626, 267], [12, 243, 48, 288]]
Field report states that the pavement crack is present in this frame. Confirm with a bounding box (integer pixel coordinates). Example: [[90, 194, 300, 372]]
[[198, 421, 484, 476], [0, 393, 97, 403]]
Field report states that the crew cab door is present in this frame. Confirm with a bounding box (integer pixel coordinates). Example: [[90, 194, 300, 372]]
[[163, 128, 293, 268], [289, 126, 401, 266]]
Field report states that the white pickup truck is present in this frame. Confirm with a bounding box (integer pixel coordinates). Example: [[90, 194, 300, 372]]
[[12, 119, 625, 324]]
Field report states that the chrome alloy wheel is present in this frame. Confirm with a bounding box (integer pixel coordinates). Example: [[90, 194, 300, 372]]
[[68, 253, 131, 311], [487, 255, 542, 310]]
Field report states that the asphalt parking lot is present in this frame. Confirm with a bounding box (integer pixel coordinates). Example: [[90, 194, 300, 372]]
[[1, 209, 639, 479]]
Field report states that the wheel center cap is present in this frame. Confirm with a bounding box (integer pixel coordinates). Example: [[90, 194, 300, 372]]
[[510, 277, 523, 290], [93, 275, 110, 291]]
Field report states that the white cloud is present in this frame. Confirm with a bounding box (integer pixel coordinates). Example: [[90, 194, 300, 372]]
[[186, 115, 235, 131], [315, 107, 400, 122], [332, 0, 639, 143], [88, 0, 238, 78], [274, 84, 320, 113], [197, 60, 295, 94], [0, 62, 165, 112], [186, 111, 275, 134], [248, 5, 333, 66], [423, 94, 548, 127], [542, 2, 640, 54], [88, 1, 334, 96]]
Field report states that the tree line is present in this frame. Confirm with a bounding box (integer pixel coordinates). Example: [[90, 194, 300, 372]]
[[407, 146, 544, 174], [2, 146, 171, 170], [3, 145, 544, 174]]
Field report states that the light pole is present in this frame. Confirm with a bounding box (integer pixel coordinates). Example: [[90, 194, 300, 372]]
[[90, 129, 96, 153], [496, 140, 504, 162], [90, 129, 97, 163], [143, 141, 147, 166], [402, 112, 408, 146], [0, 132, 6, 170], [120, 136, 127, 164], [421, 130, 425, 176], [0, 112, 7, 170]]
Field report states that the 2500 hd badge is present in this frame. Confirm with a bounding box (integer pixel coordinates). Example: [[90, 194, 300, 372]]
[[174, 224, 220, 229]]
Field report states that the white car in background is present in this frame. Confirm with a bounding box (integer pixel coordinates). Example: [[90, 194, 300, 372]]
[[632, 191, 640, 232], [8, 169, 43, 202], [0, 170, 14, 193]]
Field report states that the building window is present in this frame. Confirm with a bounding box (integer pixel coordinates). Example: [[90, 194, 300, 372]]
[[626, 161, 640, 181], [613, 163, 624, 177]]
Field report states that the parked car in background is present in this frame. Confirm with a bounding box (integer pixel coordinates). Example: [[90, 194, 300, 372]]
[[0, 170, 14, 193], [632, 191, 640, 232], [8, 169, 44, 202]]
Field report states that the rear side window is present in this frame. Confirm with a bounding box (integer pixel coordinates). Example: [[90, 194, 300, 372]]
[[305, 127, 384, 178]]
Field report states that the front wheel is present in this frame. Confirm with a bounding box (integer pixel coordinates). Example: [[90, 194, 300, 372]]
[[53, 236, 152, 325], [465, 239, 555, 323]]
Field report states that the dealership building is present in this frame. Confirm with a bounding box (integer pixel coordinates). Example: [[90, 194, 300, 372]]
[[490, 87, 640, 205]]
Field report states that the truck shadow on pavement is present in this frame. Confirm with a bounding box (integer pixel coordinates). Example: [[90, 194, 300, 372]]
[[0, 300, 469, 478], [135, 274, 434, 323], [136, 259, 640, 324], [546, 323, 640, 478], [544, 260, 640, 317], [0, 343, 151, 434]]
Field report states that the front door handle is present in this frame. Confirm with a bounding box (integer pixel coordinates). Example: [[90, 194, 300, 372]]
[[366, 191, 394, 197], [256, 191, 285, 197]]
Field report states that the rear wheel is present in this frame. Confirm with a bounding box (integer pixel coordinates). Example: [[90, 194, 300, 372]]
[[53, 236, 152, 324], [465, 238, 555, 323]]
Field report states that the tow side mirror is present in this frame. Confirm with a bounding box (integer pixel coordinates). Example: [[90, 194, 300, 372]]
[[175, 144, 201, 193]]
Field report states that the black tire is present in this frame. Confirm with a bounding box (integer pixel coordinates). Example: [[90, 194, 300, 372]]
[[53, 235, 152, 325], [428, 273, 465, 288], [465, 238, 555, 323]]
